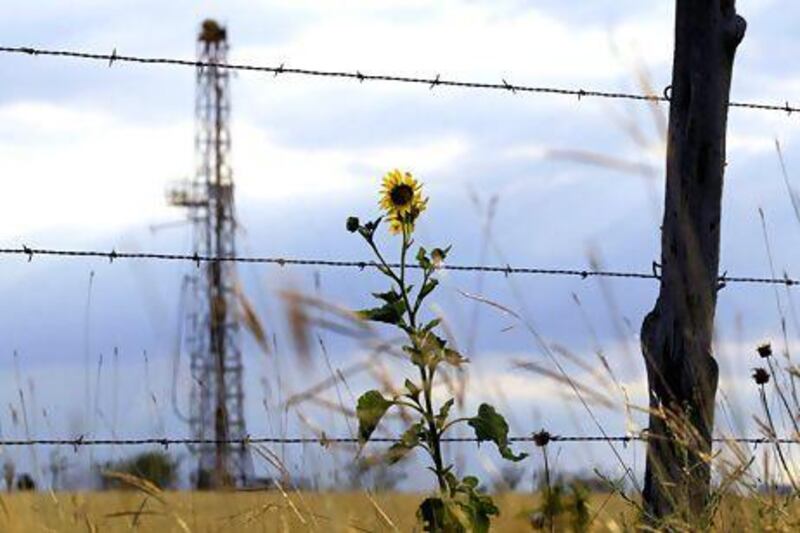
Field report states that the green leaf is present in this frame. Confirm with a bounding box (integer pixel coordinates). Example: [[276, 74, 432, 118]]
[[407, 332, 447, 367], [451, 475, 498, 533], [436, 398, 455, 429], [416, 246, 432, 271], [460, 491, 498, 533], [418, 278, 439, 303], [404, 379, 421, 402], [443, 348, 468, 368], [403, 345, 428, 367], [372, 289, 402, 304], [468, 404, 528, 462], [417, 496, 471, 532], [417, 497, 447, 532], [386, 422, 424, 464], [461, 475, 479, 489], [422, 318, 441, 332], [356, 299, 406, 326], [356, 391, 394, 443], [418, 486, 497, 533], [443, 470, 459, 493], [416, 331, 446, 352]]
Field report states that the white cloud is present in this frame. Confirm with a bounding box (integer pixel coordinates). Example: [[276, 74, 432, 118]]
[[0, 99, 468, 240], [235, 1, 672, 89], [0, 102, 189, 241], [234, 123, 468, 201]]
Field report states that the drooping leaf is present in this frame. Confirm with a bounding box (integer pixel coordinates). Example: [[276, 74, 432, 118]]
[[468, 404, 528, 462], [356, 390, 394, 443]]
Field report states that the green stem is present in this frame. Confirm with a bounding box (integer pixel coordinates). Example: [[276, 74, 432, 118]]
[[399, 226, 416, 330], [420, 364, 447, 494], [370, 219, 449, 495], [394, 400, 426, 416], [412, 268, 432, 317], [440, 417, 471, 436], [366, 239, 403, 287]]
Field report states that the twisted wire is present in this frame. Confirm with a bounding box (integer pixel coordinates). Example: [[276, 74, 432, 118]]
[[2, 246, 798, 286], [0, 46, 797, 115], [0, 435, 793, 448]]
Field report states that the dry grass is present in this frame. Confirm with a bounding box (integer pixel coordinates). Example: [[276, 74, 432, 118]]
[[0, 490, 635, 532]]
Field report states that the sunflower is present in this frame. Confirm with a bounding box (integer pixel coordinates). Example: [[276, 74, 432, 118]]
[[379, 169, 428, 234]]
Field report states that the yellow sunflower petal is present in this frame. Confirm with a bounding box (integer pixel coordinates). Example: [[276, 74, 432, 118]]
[[378, 169, 427, 234]]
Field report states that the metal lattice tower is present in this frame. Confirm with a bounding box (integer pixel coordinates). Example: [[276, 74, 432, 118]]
[[168, 19, 251, 488]]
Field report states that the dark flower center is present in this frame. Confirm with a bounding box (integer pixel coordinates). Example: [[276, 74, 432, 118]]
[[390, 184, 414, 207]]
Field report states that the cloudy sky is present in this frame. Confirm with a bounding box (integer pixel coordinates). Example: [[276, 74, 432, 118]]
[[2, 0, 800, 489]]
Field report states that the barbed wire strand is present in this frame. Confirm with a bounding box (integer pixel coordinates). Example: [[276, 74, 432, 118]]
[[0, 435, 795, 448], [0, 46, 797, 115], [0, 247, 797, 287]]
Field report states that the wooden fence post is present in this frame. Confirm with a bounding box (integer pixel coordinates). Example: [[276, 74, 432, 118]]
[[640, 0, 745, 524]]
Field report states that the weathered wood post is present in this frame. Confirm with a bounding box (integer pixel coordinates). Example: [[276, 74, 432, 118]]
[[640, 0, 745, 524]]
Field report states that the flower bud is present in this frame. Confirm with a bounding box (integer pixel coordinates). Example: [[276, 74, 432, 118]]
[[533, 430, 551, 447], [431, 248, 445, 267], [346, 216, 360, 233], [752, 367, 770, 385]]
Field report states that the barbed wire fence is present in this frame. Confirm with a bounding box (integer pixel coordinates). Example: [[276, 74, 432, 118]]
[[1, 247, 799, 287], [1, 435, 797, 449], [0, 45, 798, 115], [0, 44, 798, 455]]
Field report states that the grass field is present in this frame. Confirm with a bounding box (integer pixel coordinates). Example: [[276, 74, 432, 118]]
[[4, 486, 800, 532], [0, 490, 637, 532]]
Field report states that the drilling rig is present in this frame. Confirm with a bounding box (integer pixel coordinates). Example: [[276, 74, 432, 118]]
[[169, 19, 251, 488]]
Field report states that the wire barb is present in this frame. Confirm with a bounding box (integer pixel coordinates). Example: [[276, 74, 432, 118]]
[[0, 434, 796, 447], [0, 247, 797, 287], [0, 45, 797, 114]]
